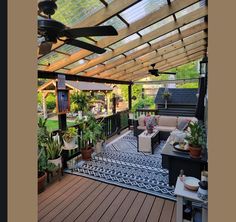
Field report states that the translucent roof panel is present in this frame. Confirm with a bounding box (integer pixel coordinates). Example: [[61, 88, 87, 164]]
[[52, 0, 105, 27], [93, 16, 126, 41], [109, 33, 140, 49], [124, 43, 149, 56], [38, 65, 47, 70], [64, 59, 87, 69], [104, 55, 125, 65], [38, 51, 67, 65], [85, 65, 103, 72], [180, 18, 205, 31], [138, 16, 174, 36], [150, 30, 179, 45], [56, 44, 81, 55], [85, 53, 100, 60], [120, 0, 167, 24], [175, 0, 205, 19]]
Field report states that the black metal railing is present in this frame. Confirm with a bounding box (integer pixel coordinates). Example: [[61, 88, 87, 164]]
[[51, 109, 129, 168], [135, 108, 158, 118]]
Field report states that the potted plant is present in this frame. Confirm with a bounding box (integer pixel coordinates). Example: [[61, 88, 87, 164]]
[[185, 121, 206, 158], [162, 90, 171, 109], [76, 112, 104, 159], [62, 127, 77, 150], [45, 135, 63, 168], [38, 148, 57, 193]]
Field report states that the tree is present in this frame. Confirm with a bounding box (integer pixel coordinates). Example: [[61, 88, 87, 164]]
[[119, 84, 143, 101]]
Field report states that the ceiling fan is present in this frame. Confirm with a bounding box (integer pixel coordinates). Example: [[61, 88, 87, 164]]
[[38, 0, 118, 56], [148, 63, 176, 76]]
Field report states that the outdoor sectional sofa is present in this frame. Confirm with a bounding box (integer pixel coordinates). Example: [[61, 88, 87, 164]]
[[133, 115, 197, 140]]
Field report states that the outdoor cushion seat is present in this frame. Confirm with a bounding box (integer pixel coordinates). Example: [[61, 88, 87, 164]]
[[156, 126, 176, 132], [158, 116, 178, 127]]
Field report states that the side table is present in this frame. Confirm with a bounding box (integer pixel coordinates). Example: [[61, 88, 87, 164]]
[[174, 177, 208, 222]]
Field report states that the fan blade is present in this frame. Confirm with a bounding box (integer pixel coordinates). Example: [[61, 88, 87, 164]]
[[158, 72, 176, 75], [65, 39, 106, 54], [39, 41, 53, 55], [62, 26, 118, 38]]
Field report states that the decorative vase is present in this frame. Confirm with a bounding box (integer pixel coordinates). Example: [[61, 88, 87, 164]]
[[81, 147, 93, 160], [189, 145, 202, 158], [48, 156, 62, 168]]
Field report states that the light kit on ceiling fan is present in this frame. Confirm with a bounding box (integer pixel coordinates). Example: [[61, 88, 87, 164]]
[[37, 0, 118, 56]]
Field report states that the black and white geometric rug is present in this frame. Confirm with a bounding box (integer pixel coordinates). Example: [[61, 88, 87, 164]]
[[65, 131, 176, 201]]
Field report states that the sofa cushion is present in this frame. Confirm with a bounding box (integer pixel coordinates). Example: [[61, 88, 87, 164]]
[[158, 116, 178, 127], [138, 115, 145, 127], [157, 126, 176, 132], [177, 117, 190, 131]]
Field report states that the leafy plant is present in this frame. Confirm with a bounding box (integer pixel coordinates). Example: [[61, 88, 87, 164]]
[[38, 148, 57, 174], [185, 121, 206, 148], [63, 127, 77, 143], [162, 91, 172, 100], [45, 135, 62, 160], [76, 112, 105, 150], [38, 117, 50, 148], [70, 91, 92, 113]]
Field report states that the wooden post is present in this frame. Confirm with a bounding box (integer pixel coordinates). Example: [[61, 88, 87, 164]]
[[128, 84, 132, 111], [106, 93, 110, 114], [42, 92, 48, 119], [141, 88, 145, 99]]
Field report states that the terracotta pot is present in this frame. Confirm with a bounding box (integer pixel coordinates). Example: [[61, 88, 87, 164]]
[[38, 171, 47, 193], [189, 145, 202, 158], [48, 156, 62, 168], [81, 147, 93, 160]]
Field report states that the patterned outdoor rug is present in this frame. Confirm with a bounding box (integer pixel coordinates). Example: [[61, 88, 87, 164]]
[[65, 131, 175, 201]]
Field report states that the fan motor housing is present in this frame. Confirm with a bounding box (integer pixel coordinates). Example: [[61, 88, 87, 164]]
[[38, 19, 65, 43], [38, 0, 57, 16]]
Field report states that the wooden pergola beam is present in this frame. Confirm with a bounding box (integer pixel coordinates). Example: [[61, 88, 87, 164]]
[[119, 50, 205, 81], [38, 70, 132, 85], [100, 33, 206, 78], [39, 0, 140, 55], [67, 6, 207, 75], [123, 53, 204, 81], [43, 0, 202, 72], [83, 22, 207, 77], [112, 42, 206, 79]]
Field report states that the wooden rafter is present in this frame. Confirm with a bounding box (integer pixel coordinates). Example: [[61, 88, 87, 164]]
[[117, 48, 206, 81], [42, 0, 201, 72], [84, 22, 207, 77], [99, 33, 207, 78], [110, 42, 206, 79]]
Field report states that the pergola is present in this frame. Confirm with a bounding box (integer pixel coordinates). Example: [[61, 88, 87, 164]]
[[38, 0, 208, 82]]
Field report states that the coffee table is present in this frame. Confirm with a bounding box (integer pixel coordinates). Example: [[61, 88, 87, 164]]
[[137, 129, 160, 154]]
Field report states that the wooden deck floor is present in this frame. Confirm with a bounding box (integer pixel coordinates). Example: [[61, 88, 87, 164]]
[[38, 174, 176, 222]]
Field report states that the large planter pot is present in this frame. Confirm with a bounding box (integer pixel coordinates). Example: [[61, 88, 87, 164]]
[[81, 147, 93, 160], [38, 171, 47, 193], [189, 145, 202, 158], [63, 137, 76, 150], [48, 156, 62, 168]]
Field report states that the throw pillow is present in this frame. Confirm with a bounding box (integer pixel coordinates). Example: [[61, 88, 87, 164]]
[[177, 119, 190, 131]]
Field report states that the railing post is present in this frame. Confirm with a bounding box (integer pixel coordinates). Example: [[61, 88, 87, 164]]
[[117, 112, 121, 135], [128, 84, 132, 111]]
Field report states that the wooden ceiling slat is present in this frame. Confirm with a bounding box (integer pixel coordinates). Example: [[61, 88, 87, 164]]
[[43, 0, 200, 72], [117, 49, 206, 81], [67, 6, 207, 75], [123, 53, 204, 81], [100, 33, 206, 78], [111, 42, 206, 79], [85, 22, 207, 77]]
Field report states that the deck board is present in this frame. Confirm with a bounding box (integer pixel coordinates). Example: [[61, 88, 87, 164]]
[[38, 174, 176, 222]]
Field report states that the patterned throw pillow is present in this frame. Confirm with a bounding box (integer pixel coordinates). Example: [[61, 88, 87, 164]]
[[177, 119, 190, 131]]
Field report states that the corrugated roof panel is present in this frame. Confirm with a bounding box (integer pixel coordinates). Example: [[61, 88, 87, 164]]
[[120, 0, 167, 24], [109, 33, 140, 49], [150, 30, 179, 45]]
